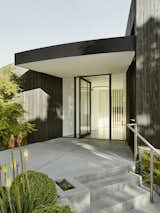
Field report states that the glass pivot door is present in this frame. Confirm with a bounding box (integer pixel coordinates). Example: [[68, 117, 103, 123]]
[[79, 77, 91, 137]]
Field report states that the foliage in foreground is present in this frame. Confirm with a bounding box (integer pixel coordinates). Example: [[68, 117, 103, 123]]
[[0, 135, 74, 213], [32, 205, 74, 213], [0, 170, 74, 213], [140, 151, 160, 186], [11, 171, 57, 212], [0, 65, 35, 149]]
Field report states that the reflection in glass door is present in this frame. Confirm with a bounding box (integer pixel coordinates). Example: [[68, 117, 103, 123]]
[[88, 75, 110, 139], [76, 73, 126, 140], [79, 78, 91, 137], [112, 73, 126, 140]]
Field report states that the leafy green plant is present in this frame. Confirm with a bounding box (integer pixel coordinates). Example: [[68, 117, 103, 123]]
[[0, 135, 74, 213], [140, 151, 160, 186], [32, 205, 74, 213], [0, 184, 8, 213], [0, 65, 36, 149], [11, 171, 57, 212]]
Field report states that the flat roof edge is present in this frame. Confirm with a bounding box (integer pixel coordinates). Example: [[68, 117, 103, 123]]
[[126, 0, 136, 36], [15, 36, 135, 65]]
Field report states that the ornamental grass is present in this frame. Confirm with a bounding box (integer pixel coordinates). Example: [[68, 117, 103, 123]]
[[0, 134, 74, 213]]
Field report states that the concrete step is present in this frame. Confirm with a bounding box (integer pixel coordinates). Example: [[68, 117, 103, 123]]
[[76, 165, 158, 213], [91, 182, 141, 201], [76, 165, 130, 184], [126, 202, 160, 213], [91, 185, 150, 213], [85, 172, 139, 191]]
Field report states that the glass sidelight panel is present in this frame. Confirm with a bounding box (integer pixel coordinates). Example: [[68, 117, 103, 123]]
[[111, 73, 126, 140], [80, 78, 91, 137]]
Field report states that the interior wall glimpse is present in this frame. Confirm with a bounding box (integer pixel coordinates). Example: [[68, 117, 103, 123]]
[[91, 78, 109, 139], [63, 77, 74, 137], [77, 73, 126, 140], [112, 73, 126, 140], [84, 75, 110, 139]]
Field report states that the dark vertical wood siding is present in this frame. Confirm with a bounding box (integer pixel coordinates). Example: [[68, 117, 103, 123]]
[[136, 0, 160, 148], [126, 59, 136, 150], [20, 70, 62, 143]]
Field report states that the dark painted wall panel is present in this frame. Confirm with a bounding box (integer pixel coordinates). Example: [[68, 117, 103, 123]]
[[126, 59, 136, 150], [20, 70, 62, 143], [136, 0, 160, 148]]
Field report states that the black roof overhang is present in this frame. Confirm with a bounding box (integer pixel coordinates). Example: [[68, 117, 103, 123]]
[[15, 36, 135, 65]]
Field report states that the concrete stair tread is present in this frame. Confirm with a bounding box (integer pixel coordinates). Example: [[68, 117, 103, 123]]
[[85, 172, 137, 190], [76, 166, 130, 184], [91, 185, 150, 212], [126, 203, 160, 213]]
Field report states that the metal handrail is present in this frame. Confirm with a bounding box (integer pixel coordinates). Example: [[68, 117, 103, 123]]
[[127, 122, 160, 202]]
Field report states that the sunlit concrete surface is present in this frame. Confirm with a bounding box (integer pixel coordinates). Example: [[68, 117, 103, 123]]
[[0, 138, 133, 180], [1, 139, 160, 213]]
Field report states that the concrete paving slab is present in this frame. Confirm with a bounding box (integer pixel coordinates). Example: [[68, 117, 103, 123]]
[[0, 138, 133, 180]]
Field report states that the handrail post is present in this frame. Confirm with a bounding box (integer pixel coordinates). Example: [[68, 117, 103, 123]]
[[150, 149, 154, 202], [134, 123, 138, 163], [127, 122, 160, 203]]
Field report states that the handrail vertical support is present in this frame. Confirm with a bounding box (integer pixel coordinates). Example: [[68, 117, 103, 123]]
[[134, 123, 138, 163], [127, 122, 160, 203], [150, 149, 154, 202]]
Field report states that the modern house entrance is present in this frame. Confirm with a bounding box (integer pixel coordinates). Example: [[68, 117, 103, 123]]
[[75, 73, 126, 140], [15, 36, 135, 144]]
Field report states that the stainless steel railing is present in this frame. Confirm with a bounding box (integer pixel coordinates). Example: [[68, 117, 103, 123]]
[[127, 122, 160, 202]]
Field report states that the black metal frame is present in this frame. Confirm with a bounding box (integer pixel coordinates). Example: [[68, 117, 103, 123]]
[[74, 73, 129, 141], [75, 74, 112, 140], [74, 77, 77, 138], [79, 77, 91, 138], [109, 74, 112, 141]]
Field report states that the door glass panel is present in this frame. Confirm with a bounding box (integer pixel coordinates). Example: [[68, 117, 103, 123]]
[[112, 73, 126, 140], [82, 75, 110, 139], [78, 74, 126, 140], [91, 76, 110, 139], [80, 78, 91, 136]]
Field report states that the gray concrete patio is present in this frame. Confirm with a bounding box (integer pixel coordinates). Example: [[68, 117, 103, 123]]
[[1, 138, 160, 213], [0, 138, 133, 180]]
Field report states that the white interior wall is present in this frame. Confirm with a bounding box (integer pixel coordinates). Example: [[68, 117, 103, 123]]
[[89, 77, 110, 139], [112, 73, 126, 140], [91, 88, 109, 131], [63, 78, 74, 136]]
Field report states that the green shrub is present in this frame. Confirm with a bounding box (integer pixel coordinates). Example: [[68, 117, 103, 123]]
[[0, 65, 35, 149], [0, 184, 8, 213], [32, 205, 74, 213], [141, 151, 160, 186], [10, 170, 57, 212]]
